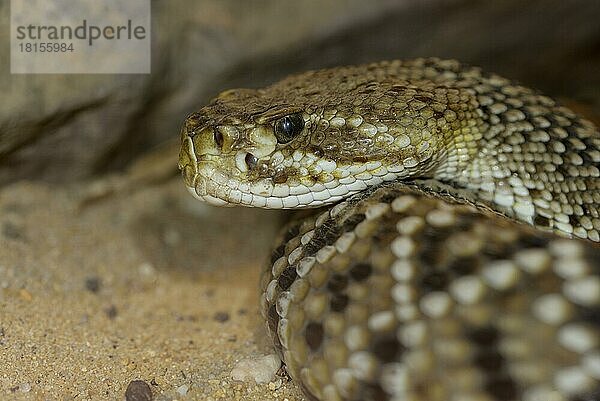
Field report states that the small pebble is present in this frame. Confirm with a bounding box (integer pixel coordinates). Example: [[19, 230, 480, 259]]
[[105, 305, 118, 319], [125, 380, 153, 401], [231, 354, 281, 384], [176, 384, 189, 396], [85, 277, 101, 293], [213, 312, 230, 323]]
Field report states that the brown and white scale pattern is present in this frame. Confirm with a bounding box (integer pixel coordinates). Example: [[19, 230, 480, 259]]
[[178, 58, 600, 401], [261, 184, 600, 401]]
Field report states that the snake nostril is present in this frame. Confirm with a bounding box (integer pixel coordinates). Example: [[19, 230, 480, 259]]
[[213, 128, 224, 148], [245, 153, 258, 170]]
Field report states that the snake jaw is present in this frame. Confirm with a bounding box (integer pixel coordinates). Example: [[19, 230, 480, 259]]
[[186, 185, 231, 207], [182, 151, 412, 209]]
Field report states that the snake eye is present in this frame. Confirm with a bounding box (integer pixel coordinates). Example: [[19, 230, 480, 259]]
[[274, 113, 304, 144]]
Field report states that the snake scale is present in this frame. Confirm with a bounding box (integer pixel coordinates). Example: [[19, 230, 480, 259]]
[[178, 58, 600, 401]]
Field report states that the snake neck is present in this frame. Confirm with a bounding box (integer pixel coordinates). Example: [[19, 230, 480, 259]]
[[426, 89, 599, 241]]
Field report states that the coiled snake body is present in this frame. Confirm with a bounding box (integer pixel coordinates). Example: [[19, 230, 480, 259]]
[[178, 59, 600, 401]]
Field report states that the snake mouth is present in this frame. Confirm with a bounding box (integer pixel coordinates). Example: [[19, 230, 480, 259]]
[[180, 135, 284, 207], [180, 141, 411, 209], [185, 185, 231, 207], [183, 162, 408, 209], [183, 169, 344, 209]]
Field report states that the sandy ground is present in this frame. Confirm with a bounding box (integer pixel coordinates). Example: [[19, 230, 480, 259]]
[[0, 173, 306, 401]]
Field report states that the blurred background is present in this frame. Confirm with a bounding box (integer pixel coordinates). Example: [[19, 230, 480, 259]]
[[1, 1, 599, 400]]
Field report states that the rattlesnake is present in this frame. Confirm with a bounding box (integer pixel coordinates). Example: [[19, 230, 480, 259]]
[[178, 58, 600, 401]]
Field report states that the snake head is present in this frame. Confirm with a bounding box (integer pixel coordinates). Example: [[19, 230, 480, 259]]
[[179, 64, 471, 208], [179, 90, 406, 208]]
